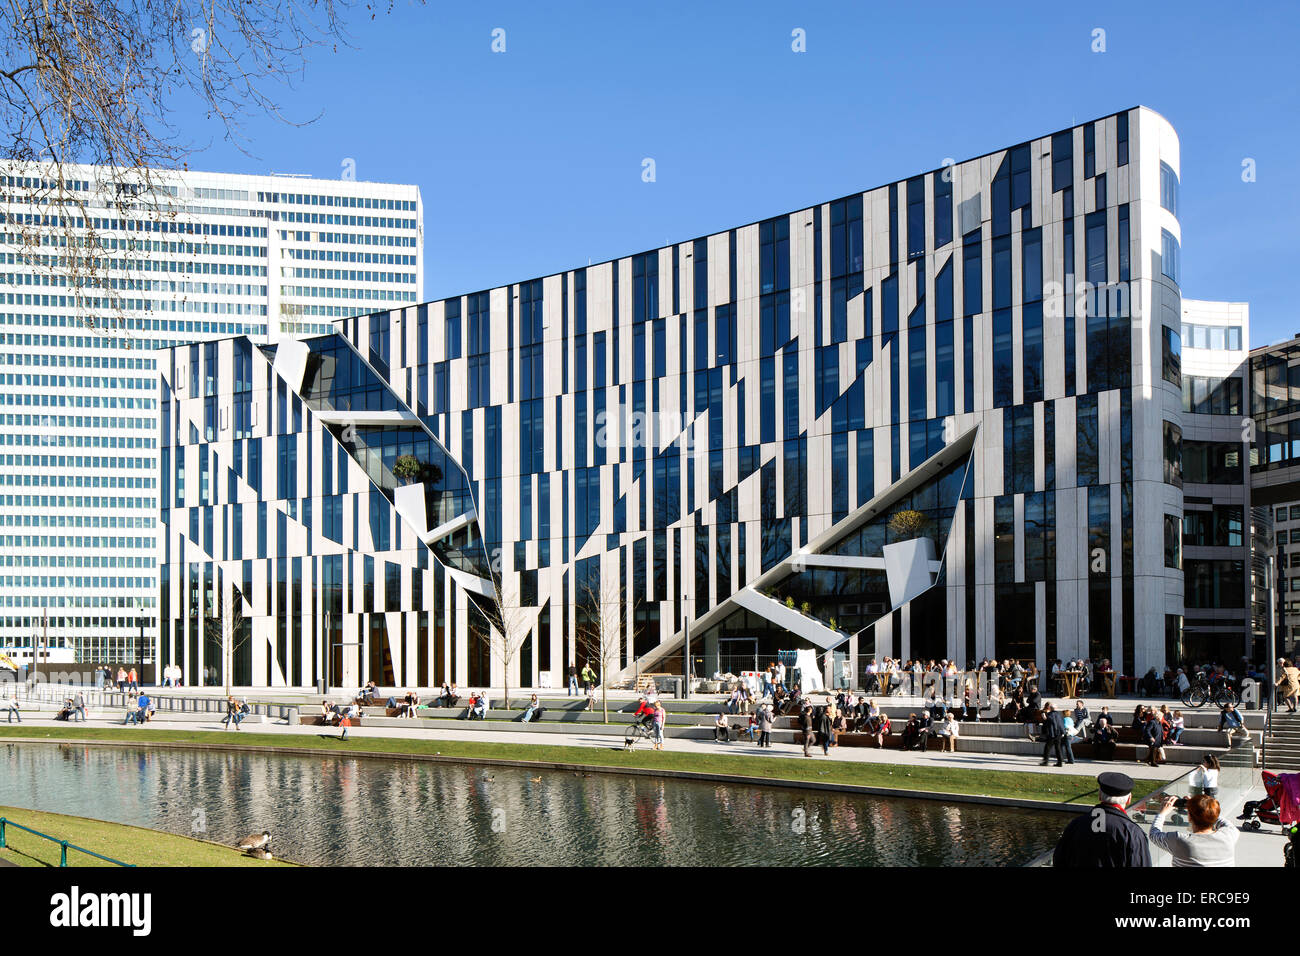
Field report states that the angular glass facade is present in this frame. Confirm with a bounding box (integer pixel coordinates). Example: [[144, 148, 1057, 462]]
[[161, 107, 1210, 688]]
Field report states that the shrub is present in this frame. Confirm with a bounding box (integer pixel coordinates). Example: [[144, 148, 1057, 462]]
[[393, 454, 423, 485], [888, 509, 928, 538]]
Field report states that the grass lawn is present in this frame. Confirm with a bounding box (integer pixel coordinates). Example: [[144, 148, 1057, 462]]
[[0, 804, 294, 868], [0, 725, 1162, 805]]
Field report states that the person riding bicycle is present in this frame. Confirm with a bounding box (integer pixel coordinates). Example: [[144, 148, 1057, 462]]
[[634, 697, 656, 729]]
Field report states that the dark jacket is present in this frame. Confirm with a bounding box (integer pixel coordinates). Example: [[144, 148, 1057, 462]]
[[1142, 719, 1164, 746], [1041, 710, 1065, 740], [1053, 804, 1152, 867]]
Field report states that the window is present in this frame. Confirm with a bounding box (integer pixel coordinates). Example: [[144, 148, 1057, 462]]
[[1116, 112, 1129, 166], [1160, 162, 1179, 217], [1164, 515, 1181, 569], [1162, 326, 1181, 387], [1163, 421, 1183, 487], [1182, 440, 1242, 484], [1161, 230, 1180, 284], [933, 171, 952, 248], [1052, 130, 1073, 191]]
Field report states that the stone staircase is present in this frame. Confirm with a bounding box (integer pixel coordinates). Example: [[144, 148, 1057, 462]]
[[1262, 709, 1300, 771]]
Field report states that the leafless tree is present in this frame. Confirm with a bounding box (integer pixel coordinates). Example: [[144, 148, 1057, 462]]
[[0, 0, 413, 338], [215, 579, 248, 696], [578, 564, 627, 723], [489, 573, 536, 711]]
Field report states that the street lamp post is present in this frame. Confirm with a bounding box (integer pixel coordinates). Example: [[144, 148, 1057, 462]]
[[682, 595, 691, 699], [137, 605, 146, 688]]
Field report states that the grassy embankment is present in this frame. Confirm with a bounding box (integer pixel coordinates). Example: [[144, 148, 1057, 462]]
[[0, 804, 294, 867]]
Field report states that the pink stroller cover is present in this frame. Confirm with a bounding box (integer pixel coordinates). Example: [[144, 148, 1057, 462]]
[[1279, 772, 1300, 824]]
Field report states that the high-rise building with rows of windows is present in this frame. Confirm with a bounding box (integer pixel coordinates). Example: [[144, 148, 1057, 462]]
[[0, 165, 421, 667], [160, 106, 1242, 691]]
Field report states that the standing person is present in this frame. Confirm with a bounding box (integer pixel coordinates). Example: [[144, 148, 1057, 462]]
[[116, 666, 127, 692], [222, 695, 244, 731], [1189, 754, 1221, 798], [757, 703, 774, 748], [127, 666, 138, 692], [1053, 772, 1152, 867], [1148, 795, 1238, 866], [72, 690, 87, 722], [652, 700, 666, 751], [1142, 710, 1166, 767], [1040, 702, 1072, 767], [2, 694, 19, 723], [799, 704, 815, 757], [95, 667, 105, 690], [817, 704, 833, 756], [1276, 658, 1300, 713], [567, 662, 579, 697]]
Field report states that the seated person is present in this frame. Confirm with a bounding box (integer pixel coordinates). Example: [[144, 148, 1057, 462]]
[[714, 710, 730, 742], [321, 700, 340, 725], [520, 694, 544, 723], [465, 692, 487, 720], [1217, 702, 1243, 733], [900, 714, 921, 751], [440, 683, 460, 708], [866, 713, 891, 748], [358, 681, 378, 704], [401, 691, 419, 718], [56, 697, 74, 721], [1092, 718, 1118, 756], [1072, 701, 1092, 741]]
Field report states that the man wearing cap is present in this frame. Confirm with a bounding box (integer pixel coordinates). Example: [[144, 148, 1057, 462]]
[[1052, 772, 1151, 867]]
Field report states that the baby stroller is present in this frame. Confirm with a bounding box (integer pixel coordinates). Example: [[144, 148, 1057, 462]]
[[1239, 770, 1300, 831]]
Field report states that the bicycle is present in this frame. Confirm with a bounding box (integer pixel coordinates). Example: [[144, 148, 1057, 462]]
[[1180, 673, 1238, 708], [623, 717, 656, 750]]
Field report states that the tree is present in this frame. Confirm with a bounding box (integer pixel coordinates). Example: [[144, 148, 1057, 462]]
[[578, 563, 627, 724], [489, 574, 535, 712], [0, 0, 412, 339], [888, 509, 929, 539], [216, 579, 249, 696]]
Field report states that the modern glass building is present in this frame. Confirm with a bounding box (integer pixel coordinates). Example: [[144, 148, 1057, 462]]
[[160, 106, 1222, 690], [0, 164, 421, 666]]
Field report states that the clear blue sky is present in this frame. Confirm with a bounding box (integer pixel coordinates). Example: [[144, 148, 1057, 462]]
[[192, 1, 1300, 346]]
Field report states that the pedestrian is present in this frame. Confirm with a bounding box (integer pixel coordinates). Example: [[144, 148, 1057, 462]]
[[95, 667, 104, 690], [1276, 658, 1300, 713], [2, 695, 19, 723], [72, 690, 87, 722], [817, 704, 833, 756], [581, 661, 596, 693], [799, 704, 815, 757], [116, 666, 127, 692], [758, 703, 774, 748], [222, 695, 245, 731], [1052, 772, 1152, 867], [1039, 702, 1073, 767], [652, 700, 666, 751], [128, 666, 138, 692], [567, 662, 579, 697]]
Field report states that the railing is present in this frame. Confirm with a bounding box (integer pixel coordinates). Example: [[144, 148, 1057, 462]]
[[0, 817, 133, 867], [1026, 742, 1259, 867]]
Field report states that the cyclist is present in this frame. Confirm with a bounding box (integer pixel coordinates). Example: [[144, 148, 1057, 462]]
[[633, 696, 656, 730]]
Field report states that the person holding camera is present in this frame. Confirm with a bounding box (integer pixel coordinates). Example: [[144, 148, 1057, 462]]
[[1148, 794, 1238, 866]]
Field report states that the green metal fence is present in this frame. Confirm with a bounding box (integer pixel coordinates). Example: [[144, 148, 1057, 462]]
[[0, 817, 133, 867]]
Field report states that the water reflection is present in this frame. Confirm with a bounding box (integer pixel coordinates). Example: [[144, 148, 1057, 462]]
[[0, 744, 1063, 866]]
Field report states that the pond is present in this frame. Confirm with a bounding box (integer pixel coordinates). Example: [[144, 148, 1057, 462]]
[[0, 743, 1067, 866]]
